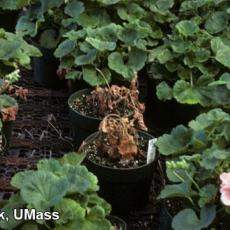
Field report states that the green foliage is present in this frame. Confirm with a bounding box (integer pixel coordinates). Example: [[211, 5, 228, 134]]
[[172, 207, 216, 230], [157, 109, 230, 229], [53, 0, 159, 85], [147, 0, 230, 107], [16, 0, 68, 49], [0, 0, 31, 10], [0, 153, 114, 230], [0, 29, 41, 136]]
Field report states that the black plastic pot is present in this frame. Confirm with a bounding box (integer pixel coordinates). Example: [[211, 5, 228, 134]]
[[68, 89, 101, 148], [1, 121, 13, 153], [145, 77, 199, 135], [33, 44, 66, 89], [0, 10, 19, 32], [81, 131, 156, 215], [108, 216, 127, 230]]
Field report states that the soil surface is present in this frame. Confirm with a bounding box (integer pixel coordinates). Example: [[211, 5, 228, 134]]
[[83, 135, 148, 168], [71, 93, 132, 119]]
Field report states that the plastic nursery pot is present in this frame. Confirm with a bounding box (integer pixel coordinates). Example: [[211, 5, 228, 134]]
[[33, 43, 66, 89], [0, 10, 19, 32], [145, 78, 199, 135], [1, 121, 13, 153], [108, 216, 127, 230], [81, 131, 156, 215], [68, 89, 101, 148]]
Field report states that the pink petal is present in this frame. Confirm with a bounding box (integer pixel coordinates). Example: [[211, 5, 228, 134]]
[[220, 173, 230, 186], [221, 191, 230, 206]]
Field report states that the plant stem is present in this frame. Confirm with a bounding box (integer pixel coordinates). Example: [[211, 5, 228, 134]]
[[185, 171, 200, 192]]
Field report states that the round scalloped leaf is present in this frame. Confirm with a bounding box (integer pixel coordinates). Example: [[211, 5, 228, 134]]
[[82, 67, 111, 86], [176, 20, 199, 37], [64, 0, 85, 18]]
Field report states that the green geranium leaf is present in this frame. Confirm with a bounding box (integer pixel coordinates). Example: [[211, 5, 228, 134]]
[[198, 184, 217, 208], [13, 171, 69, 210], [189, 108, 230, 131], [173, 80, 200, 104], [176, 20, 199, 36], [149, 46, 173, 63], [82, 67, 111, 86], [200, 146, 230, 170], [75, 49, 97, 65], [0, 39, 21, 60], [209, 73, 230, 89], [54, 198, 85, 225], [78, 9, 110, 28], [66, 166, 99, 193], [180, 0, 212, 12], [117, 3, 146, 22], [88, 194, 111, 216], [108, 49, 146, 80], [54, 40, 75, 58], [108, 52, 133, 80], [172, 209, 201, 230], [39, 29, 59, 49], [205, 11, 229, 34], [64, 30, 86, 41], [0, 194, 25, 229], [65, 71, 82, 80], [156, 81, 173, 101], [128, 48, 147, 71], [64, 0, 85, 18], [156, 125, 192, 156], [86, 37, 116, 51], [159, 182, 192, 199], [60, 152, 86, 166], [16, 15, 37, 37], [172, 206, 215, 230], [211, 37, 230, 68]]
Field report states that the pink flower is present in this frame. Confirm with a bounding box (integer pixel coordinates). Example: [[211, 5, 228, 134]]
[[220, 172, 230, 206]]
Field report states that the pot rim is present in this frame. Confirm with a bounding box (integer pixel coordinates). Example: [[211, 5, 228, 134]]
[[68, 88, 102, 121], [68, 88, 136, 122], [79, 130, 156, 171]]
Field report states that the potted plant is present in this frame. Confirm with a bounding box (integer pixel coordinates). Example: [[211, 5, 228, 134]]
[[0, 152, 126, 230], [54, 0, 159, 88], [0, 28, 41, 153], [68, 75, 147, 147], [156, 108, 230, 229], [79, 114, 156, 214], [140, 0, 230, 132], [16, 0, 73, 89], [0, 0, 31, 32]]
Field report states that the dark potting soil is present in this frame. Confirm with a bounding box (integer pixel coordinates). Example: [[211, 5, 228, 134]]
[[71, 93, 132, 119], [165, 199, 183, 217], [83, 135, 148, 169]]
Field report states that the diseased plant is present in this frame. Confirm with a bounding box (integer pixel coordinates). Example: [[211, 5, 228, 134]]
[[0, 28, 40, 139], [98, 115, 139, 159], [147, 0, 230, 108], [156, 108, 230, 229], [71, 75, 147, 131], [54, 0, 161, 85], [81, 114, 149, 168], [0, 153, 115, 230]]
